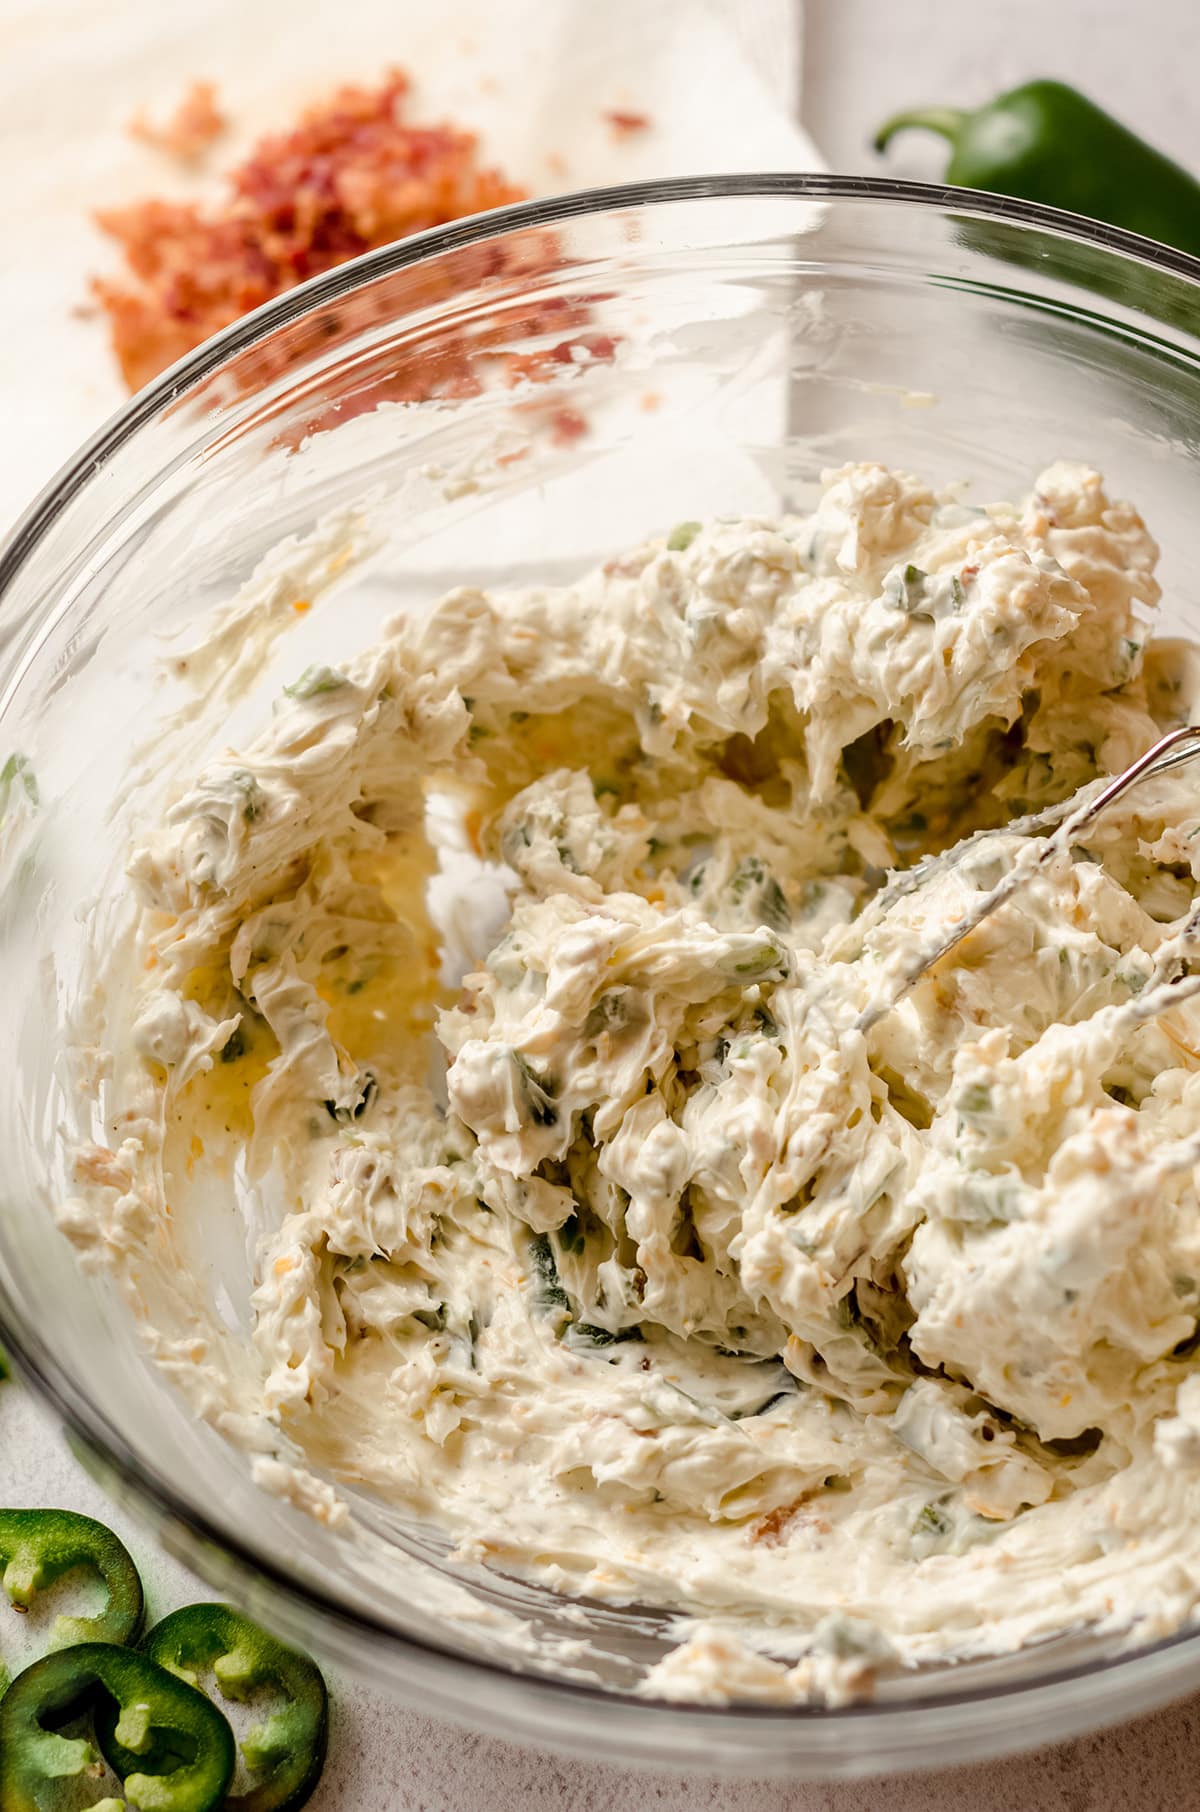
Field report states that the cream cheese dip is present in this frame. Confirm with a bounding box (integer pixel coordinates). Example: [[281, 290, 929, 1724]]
[[62, 459, 1200, 1703]]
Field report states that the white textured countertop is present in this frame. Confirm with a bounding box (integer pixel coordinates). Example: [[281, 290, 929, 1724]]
[[6, 3, 1200, 1806]]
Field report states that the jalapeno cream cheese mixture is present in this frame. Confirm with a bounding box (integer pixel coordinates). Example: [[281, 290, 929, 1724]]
[[63, 458, 1200, 1703]]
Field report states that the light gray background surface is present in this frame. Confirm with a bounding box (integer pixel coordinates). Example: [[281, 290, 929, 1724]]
[[802, 0, 1196, 175], [7, 2, 1199, 1806]]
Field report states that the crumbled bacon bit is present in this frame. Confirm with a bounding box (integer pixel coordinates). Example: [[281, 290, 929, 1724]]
[[549, 406, 588, 446], [751, 1501, 806, 1547], [605, 109, 652, 136], [94, 69, 526, 392], [128, 80, 227, 162], [504, 331, 619, 386]]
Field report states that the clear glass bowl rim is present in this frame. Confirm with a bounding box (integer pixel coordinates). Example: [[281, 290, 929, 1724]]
[[3, 171, 1200, 1751]]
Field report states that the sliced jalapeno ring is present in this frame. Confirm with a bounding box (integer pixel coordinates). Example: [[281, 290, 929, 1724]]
[[114, 1603, 328, 1812], [0, 1509, 143, 1691], [0, 1640, 235, 1812]]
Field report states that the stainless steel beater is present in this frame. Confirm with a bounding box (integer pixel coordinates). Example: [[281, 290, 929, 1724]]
[[856, 723, 1200, 1032]]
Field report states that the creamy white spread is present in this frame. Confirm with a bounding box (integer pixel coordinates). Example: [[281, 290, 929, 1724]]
[[63, 459, 1200, 1702]]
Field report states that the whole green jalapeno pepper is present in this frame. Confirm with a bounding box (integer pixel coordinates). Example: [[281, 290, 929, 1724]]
[[875, 80, 1200, 257], [0, 1640, 235, 1812]]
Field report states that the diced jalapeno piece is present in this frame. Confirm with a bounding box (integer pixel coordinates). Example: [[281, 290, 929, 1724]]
[[956, 1082, 993, 1124], [914, 1502, 952, 1538], [511, 1051, 557, 1127], [729, 857, 791, 932], [120, 1604, 329, 1812], [883, 563, 933, 617], [1, 1640, 234, 1812], [0, 753, 38, 814], [719, 934, 789, 981], [527, 1233, 572, 1320], [283, 666, 346, 700]]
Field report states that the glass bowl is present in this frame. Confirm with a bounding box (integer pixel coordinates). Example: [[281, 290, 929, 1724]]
[[3, 175, 1200, 1779]]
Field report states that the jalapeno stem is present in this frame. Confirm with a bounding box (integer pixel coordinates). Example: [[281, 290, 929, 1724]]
[[873, 107, 970, 154]]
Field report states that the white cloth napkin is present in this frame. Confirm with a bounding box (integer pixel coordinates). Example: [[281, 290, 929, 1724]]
[[0, 0, 820, 537]]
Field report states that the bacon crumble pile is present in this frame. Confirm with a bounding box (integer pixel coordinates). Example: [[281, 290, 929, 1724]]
[[95, 70, 526, 391]]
